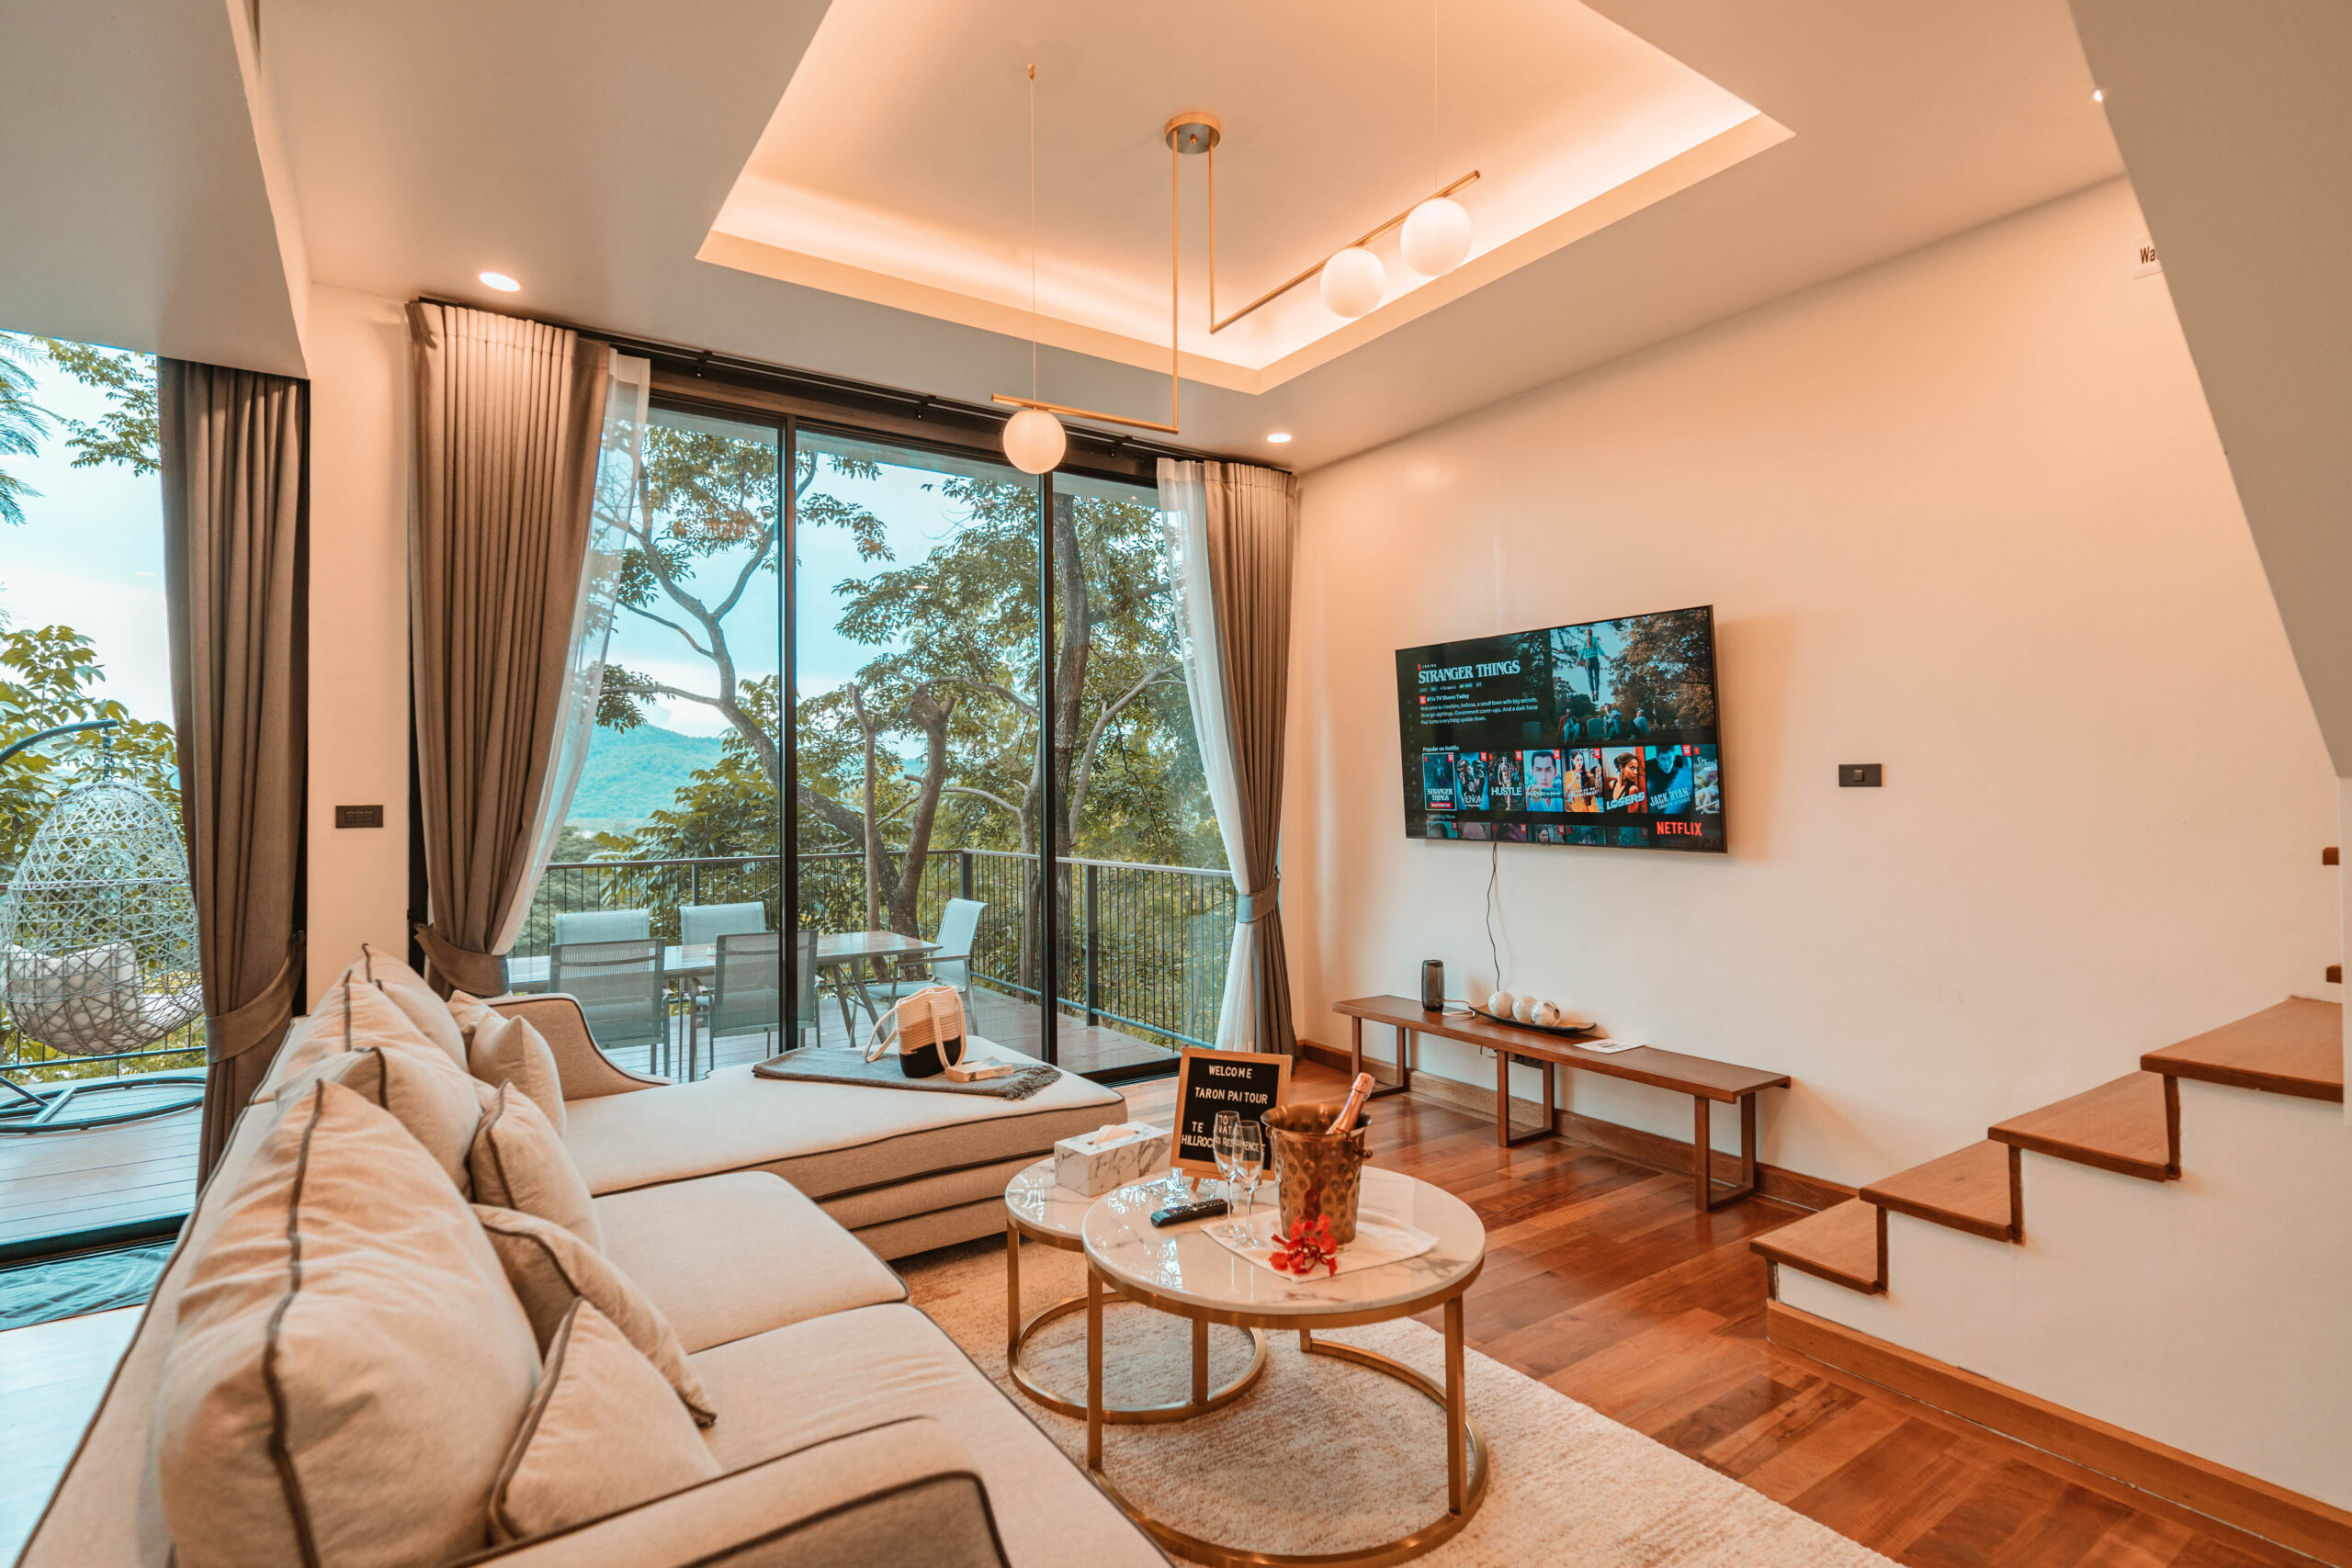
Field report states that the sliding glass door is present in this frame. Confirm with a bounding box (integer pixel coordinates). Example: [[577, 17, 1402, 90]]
[[526, 395, 1222, 1083]]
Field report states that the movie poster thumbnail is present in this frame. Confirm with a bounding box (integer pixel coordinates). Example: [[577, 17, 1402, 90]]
[[1488, 751, 1525, 813], [1645, 744, 1698, 816], [1454, 750, 1491, 812], [1521, 748, 1566, 812], [1566, 748, 1604, 814], [1533, 824, 1566, 844], [1461, 820, 1493, 841], [1692, 744, 1722, 814], [1421, 750, 1458, 814], [1427, 818, 1460, 839], [1502, 822, 1530, 842], [1600, 748, 1647, 813]]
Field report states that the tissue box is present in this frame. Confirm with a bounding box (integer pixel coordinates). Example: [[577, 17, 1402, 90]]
[[1053, 1122, 1173, 1197]]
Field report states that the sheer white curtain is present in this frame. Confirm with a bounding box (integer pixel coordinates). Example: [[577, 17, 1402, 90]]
[[1159, 458, 1299, 1054], [493, 350, 650, 953]]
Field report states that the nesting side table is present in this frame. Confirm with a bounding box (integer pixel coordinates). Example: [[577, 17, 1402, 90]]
[[1001, 1157, 1265, 1421]]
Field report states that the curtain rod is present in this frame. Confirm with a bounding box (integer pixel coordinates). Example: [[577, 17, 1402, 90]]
[[410, 296, 1285, 474]]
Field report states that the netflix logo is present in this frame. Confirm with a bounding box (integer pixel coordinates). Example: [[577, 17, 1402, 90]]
[[1655, 819, 1704, 838]]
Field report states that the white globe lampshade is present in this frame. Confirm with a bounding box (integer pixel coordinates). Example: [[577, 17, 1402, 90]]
[[1400, 197, 1473, 277], [1318, 246, 1386, 318], [1001, 408, 1067, 474]]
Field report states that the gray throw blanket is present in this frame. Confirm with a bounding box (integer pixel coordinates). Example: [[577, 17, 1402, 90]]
[[752, 1046, 1062, 1100]]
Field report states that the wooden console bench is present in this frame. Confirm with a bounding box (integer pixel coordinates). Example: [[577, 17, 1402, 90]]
[[1332, 995, 1791, 1210]]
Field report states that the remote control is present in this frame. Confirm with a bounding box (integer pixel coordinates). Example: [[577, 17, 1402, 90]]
[[1149, 1197, 1229, 1227]]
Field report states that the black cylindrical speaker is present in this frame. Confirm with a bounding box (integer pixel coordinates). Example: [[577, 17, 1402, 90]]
[[1420, 960, 1445, 1012]]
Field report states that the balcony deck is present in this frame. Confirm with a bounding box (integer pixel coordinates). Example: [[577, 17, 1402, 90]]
[[0, 987, 1171, 1260]]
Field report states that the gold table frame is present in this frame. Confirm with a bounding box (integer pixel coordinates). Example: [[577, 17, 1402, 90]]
[[1004, 1213, 1267, 1422], [1082, 1254, 1488, 1568]]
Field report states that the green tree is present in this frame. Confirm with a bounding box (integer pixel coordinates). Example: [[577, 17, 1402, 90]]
[[32, 339, 159, 474], [0, 626, 180, 879], [0, 335, 49, 529]]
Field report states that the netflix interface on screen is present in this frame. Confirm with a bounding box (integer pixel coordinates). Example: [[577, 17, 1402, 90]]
[[1396, 605, 1724, 854]]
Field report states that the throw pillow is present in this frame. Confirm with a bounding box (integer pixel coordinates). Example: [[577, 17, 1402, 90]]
[[261, 980, 460, 1103], [374, 978, 469, 1074], [453, 995, 567, 1134], [488, 1300, 720, 1543], [280, 1044, 481, 1193], [156, 1078, 542, 1568], [338, 941, 431, 992], [473, 1204, 714, 1425], [470, 1080, 602, 1248]]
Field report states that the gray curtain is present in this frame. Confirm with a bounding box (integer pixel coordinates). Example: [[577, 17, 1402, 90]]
[[406, 303, 610, 996], [160, 362, 309, 1179], [1158, 460, 1299, 1055]]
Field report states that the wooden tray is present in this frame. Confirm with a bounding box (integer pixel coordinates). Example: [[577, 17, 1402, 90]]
[[1463, 1003, 1600, 1039]]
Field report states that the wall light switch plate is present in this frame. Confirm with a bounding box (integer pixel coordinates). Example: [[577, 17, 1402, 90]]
[[334, 805, 385, 829], [1838, 764, 1883, 788]]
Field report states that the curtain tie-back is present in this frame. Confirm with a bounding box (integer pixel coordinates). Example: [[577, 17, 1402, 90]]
[[1235, 877, 1281, 924], [413, 923, 509, 998], [204, 938, 306, 1063]]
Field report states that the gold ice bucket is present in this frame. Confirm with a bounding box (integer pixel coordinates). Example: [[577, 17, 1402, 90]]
[[1262, 1102, 1371, 1245]]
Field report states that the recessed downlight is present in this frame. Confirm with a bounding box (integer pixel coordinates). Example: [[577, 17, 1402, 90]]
[[479, 270, 522, 292], [1266, 432, 1294, 445], [2091, 89, 2104, 103]]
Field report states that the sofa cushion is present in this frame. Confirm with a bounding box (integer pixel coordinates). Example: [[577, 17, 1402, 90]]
[[685, 1303, 1164, 1568], [473, 1203, 714, 1424], [489, 1300, 721, 1544], [256, 978, 451, 1102], [155, 1079, 543, 1568], [473, 1081, 603, 1248], [279, 1043, 481, 1193], [593, 1172, 907, 1354], [456, 994, 568, 1133], [373, 977, 469, 1072], [560, 1043, 1125, 1205]]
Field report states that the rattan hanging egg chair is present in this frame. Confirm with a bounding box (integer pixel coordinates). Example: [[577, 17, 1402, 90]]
[[0, 722, 207, 1133]]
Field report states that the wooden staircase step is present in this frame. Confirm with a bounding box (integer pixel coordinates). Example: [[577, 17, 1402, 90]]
[[1990, 1072, 2177, 1182], [2141, 997, 2345, 1104], [1751, 1198, 1883, 1294], [1860, 1140, 2020, 1242]]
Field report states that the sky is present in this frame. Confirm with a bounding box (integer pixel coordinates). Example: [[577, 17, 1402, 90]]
[[0, 346, 173, 723]]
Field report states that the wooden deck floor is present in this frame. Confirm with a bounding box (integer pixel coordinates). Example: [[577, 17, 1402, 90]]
[[690, 986, 1177, 1079]]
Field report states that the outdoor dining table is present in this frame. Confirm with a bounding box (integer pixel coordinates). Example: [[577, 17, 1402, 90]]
[[503, 930, 940, 1046]]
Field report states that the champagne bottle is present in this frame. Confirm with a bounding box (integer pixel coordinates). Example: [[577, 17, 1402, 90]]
[[1327, 1072, 1375, 1134]]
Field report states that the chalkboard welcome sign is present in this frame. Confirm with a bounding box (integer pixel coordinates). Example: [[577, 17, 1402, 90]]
[[1170, 1047, 1292, 1177]]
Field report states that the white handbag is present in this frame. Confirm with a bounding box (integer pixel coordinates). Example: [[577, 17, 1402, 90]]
[[861, 985, 969, 1078]]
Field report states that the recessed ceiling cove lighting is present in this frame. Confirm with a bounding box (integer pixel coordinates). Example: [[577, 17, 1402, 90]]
[[1266, 432, 1294, 445], [479, 271, 522, 292]]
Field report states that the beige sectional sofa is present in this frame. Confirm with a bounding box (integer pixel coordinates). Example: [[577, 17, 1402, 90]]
[[19, 950, 1162, 1568]]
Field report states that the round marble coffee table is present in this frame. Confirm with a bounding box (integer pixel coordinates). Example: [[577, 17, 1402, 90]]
[[1001, 1158, 1266, 1422], [1079, 1165, 1488, 1568]]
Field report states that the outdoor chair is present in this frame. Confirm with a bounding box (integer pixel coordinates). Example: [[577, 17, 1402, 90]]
[[553, 908, 652, 946], [549, 938, 672, 1077], [679, 901, 766, 948], [871, 898, 985, 1017], [687, 930, 820, 1072]]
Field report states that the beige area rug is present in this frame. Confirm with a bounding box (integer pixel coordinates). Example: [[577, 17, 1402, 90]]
[[903, 1237, 1894, 1567]]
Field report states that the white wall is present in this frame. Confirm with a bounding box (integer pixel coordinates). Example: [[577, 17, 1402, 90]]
[[1284, 178, 2339, 1186], [303, 287, 412, 1003]]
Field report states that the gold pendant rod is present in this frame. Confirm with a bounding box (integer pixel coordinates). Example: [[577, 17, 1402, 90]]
[[1207, 160, 1480, 334], [992, 136, 1182, 436]]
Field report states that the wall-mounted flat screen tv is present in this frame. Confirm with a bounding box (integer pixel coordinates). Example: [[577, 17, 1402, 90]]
[[1396, 604, 1724, 852]]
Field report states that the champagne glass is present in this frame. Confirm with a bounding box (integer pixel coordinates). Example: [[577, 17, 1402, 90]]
[[1231, 1122, 1265, 1239], [1211, 1111, 1240, 1209]]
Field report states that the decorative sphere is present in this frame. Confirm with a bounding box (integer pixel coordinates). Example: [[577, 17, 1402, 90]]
[[1318, 245, 1386, 317], [1512, 995, 1538, 1022], [1001, 408, 1066, 474], [1532, 1000, 1560, 1027], [1400, 197, 1473, 277], [1487, 991, 1514, 1018]]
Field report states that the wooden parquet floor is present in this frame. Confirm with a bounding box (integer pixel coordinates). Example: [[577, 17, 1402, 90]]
[[1122, 1066, 2320, 1568]]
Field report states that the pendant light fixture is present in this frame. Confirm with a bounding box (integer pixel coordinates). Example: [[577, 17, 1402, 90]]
[[1003, 64, 1067, 473], [1399, 2, 1474, 278], [995, 63, 1182, 460]]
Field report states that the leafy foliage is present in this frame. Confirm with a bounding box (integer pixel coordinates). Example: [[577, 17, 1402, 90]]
[[0, 335, 50, 529], [0, 626, 179, 885], [32, 338, 160, 475]]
